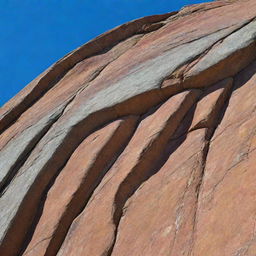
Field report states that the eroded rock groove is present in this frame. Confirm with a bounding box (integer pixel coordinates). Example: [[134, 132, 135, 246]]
[[1, 1, 256, 255]]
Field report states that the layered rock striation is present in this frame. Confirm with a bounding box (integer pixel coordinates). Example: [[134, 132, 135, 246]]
[[0, 0, 256, 255]]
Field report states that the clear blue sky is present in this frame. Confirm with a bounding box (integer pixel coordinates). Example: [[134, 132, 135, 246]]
[[0, 0, 212, 106]]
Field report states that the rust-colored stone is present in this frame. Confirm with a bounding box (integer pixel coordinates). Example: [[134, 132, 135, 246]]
[[0, 1, 256, 256]]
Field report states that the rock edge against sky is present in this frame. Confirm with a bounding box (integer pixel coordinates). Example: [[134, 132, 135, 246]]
[[0, 0, 256, 255]]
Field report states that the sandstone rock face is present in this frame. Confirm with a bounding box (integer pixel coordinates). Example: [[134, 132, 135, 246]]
[[0, 0, 256, 255]]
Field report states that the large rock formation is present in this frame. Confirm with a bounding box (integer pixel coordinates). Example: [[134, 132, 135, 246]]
[[0, 0, 256, 255]]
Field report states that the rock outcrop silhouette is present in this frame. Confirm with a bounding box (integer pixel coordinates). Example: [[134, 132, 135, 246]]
[[0, 0, 256, 255]]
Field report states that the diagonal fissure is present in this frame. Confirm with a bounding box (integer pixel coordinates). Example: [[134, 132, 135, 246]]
[[0, 95, 76, 197], [104, 90, 201, 256]]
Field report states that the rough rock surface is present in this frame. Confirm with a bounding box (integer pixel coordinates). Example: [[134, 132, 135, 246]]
[[0, 0, 256, 255]]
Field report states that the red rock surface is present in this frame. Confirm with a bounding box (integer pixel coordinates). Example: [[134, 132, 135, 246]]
[[0, 0, 256, 255]]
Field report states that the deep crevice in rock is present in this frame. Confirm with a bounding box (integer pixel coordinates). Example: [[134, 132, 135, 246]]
[[188, 75, 237, 255], [20, 116, 140, 256], [0, 2, 255, 255], [0, 95, 77, 197], [104, 90, 201, 256], [0, 85, 185, 256]]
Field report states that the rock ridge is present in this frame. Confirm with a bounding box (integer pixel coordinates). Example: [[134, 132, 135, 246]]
[[0, 0, 256, 255]]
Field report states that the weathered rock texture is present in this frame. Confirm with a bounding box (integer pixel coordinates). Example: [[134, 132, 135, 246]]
[[0, 0, 256, 255]]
